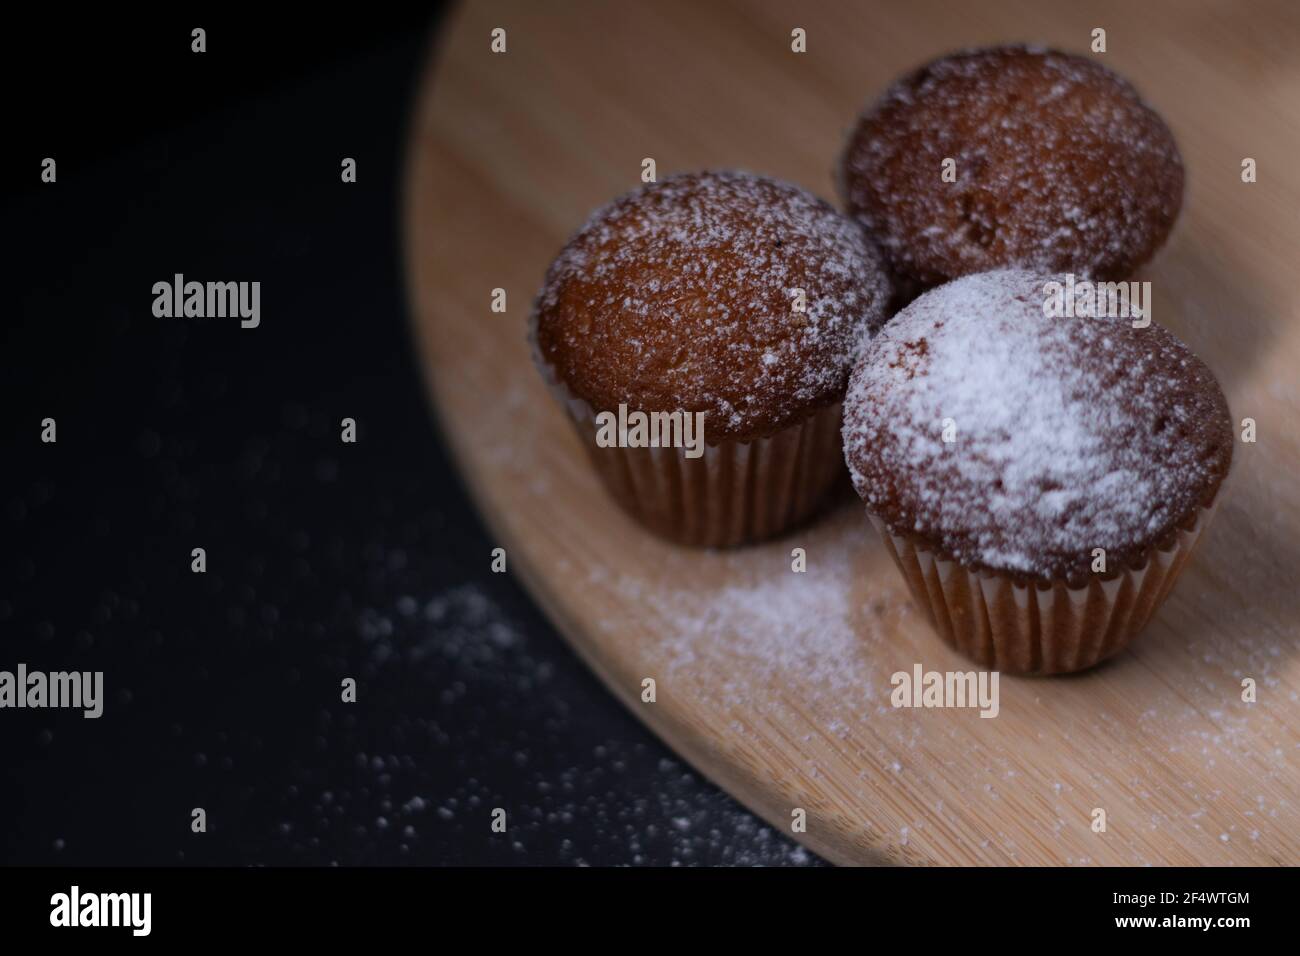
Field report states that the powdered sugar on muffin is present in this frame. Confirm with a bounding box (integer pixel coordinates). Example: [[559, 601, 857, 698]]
[[842, 270, 1231, 583], [839, 46, 1184, 288], [532, 170, 891, 442]]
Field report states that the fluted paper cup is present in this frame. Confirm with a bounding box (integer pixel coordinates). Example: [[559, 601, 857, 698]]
[[535, 346, 844, 547], [868, 494, 1223, 674]]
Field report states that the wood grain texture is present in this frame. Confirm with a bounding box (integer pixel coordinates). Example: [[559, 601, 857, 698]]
[[403, 0, 1300, 865]]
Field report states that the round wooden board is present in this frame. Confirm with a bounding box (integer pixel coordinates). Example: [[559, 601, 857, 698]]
[[403, 0, 1300, 865]]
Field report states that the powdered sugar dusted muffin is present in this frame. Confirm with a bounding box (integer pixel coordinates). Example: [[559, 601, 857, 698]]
[[839, 46, 1184, 295], [532, 170, 891, 547], [843, 270, 1231, 673]]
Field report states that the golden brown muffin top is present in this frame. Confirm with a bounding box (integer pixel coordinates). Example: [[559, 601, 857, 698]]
[[531, 170, 891, 443], [842, 270, 1232, 586], [839, 45, 1184, 288]]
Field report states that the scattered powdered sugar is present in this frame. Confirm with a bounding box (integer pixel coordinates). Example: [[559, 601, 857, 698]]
[[324, 512, 1293, 865], [656, 530, 879, 701], [532, 170, 890, 441], [842, 270, 1232, 581], [338, 582, 825, 865], [840, 45, 1183, 285]]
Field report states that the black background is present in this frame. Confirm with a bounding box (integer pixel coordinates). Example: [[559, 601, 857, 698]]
[[0, 10, 820, 866]]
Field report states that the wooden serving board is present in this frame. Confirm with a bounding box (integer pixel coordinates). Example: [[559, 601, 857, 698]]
[[403, 0, 1300, 865]]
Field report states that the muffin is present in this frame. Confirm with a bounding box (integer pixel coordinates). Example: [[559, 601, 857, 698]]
[[839, 45, 1184, 298], [531, 170, 891, 547], [842, 270, 1232, 674]]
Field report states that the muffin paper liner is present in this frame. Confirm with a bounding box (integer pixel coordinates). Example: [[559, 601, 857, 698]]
[[867, 495, 1223, 674], [534, 349, 844, 547]]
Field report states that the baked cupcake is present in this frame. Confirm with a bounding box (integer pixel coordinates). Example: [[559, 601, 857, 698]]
[[839, 45, 1183, 298], [842, 270, 1232, 674], [531, 170, 891, 547]]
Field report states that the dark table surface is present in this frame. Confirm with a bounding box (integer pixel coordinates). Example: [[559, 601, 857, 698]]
[[0, 11, 821, 866]]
